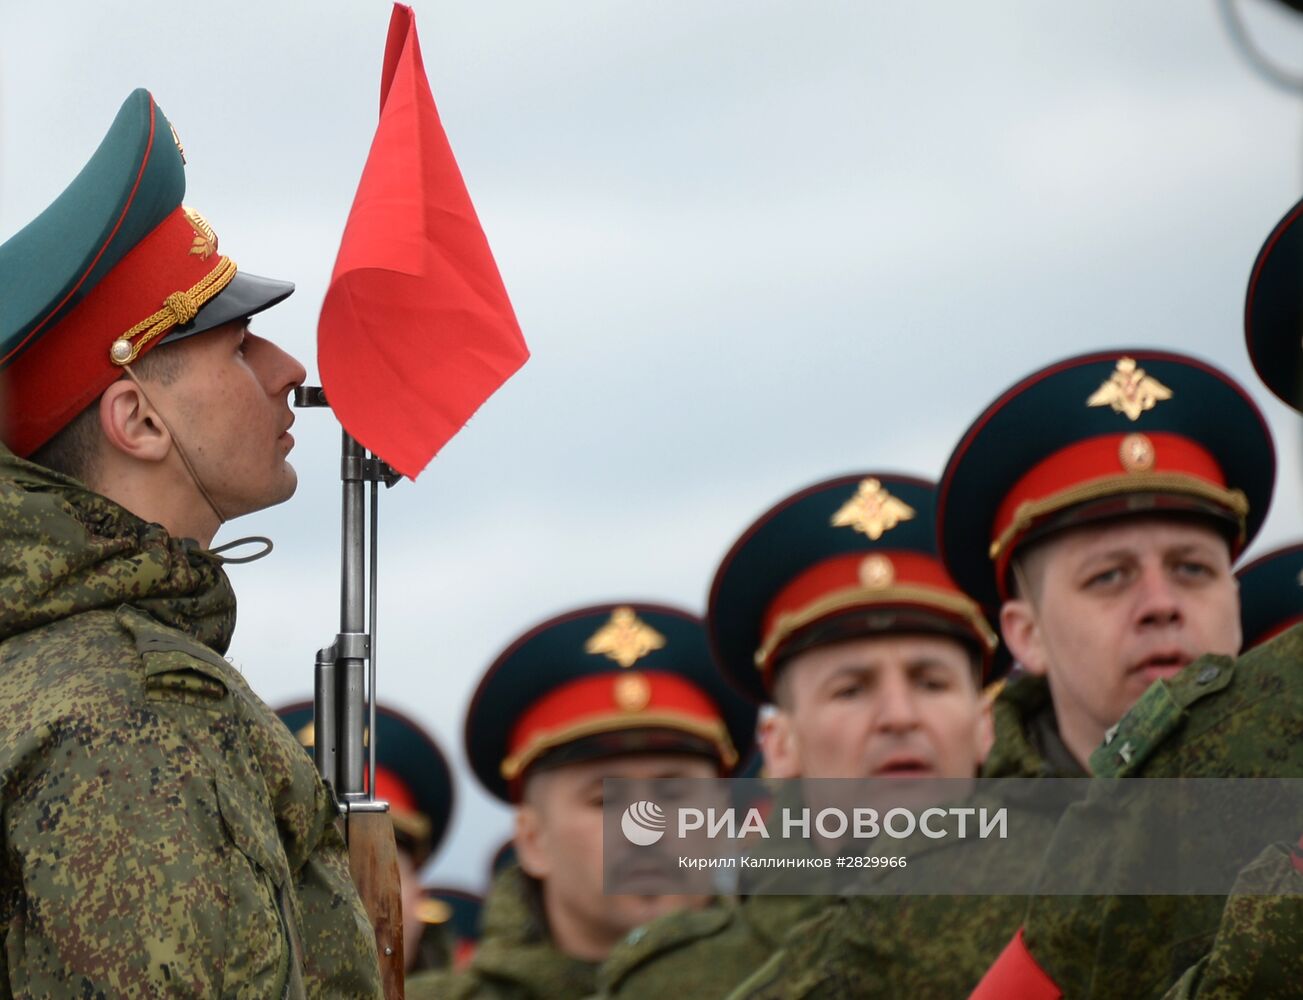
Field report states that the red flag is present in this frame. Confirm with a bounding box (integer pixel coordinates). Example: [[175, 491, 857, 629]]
[[318, 3, 529, 479]]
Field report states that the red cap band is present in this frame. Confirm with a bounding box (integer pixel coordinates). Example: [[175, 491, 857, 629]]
[[5, 206, 234, 456], [370, 765, 419, 815], [990, 432, 1245, 598], [757, 550, 996, 676], [502, 670, 735, 782]]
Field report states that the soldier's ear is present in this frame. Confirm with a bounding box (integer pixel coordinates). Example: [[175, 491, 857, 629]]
[[513, 802, 551, 880], [760, 709, 802, 779], [99, 377, 170, 463], [1000, 599, 1048, 677], [974, 696, 995, 765]]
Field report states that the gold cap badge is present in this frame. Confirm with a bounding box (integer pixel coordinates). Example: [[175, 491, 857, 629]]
[[417, 898, 453, 925], [859, 554, 896, 590], [183, 205, 217, 260], [585, 607, 666, 668], [1119, 433, 1155, 472], [613, 674, 652, 712], [831, 478, 916, 541], [1087, 357, 1173, 421]]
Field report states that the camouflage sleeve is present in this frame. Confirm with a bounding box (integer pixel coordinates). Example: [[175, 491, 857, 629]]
[[1160, 840, 1303, 1000], [3, 706, 292, 996]]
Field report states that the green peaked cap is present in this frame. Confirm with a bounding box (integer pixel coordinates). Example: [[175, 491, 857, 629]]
[[0, 89, 183, 365]]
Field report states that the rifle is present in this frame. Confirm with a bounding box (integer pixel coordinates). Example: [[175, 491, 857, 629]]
[[305, 4, 530, 987], [295, 386, 405, 998]]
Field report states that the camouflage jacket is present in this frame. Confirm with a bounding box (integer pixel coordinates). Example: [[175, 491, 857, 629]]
[[720, 676, 1081, 1000], [590, 780, 864, 1000], [407, 866, 597, 1000], [724, 788, 1068, 999], [1012, 627, 1303, 998], [591, 892, 823, 1000], [0, 451, 381, 997], [1160, 839, 1303, 999]]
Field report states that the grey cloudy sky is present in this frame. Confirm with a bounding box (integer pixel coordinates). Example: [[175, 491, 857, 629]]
[[3, 0, 1303, 893]]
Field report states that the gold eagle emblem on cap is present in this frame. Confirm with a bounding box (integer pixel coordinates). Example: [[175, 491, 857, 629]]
[[585, 607, 666, 668], [831, 478, 916, 540], [1087, 357, 1172, 421]]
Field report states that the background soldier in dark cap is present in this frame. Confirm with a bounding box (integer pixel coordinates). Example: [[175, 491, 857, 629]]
[[1234, 542, 1303, 651], [728, 351, 1275, 999], [0, 91, 381, 995], [970, 200, 1303, 1000], [277, 701, 456, 976], [419, 887, 485, 973], [406, 602, 755, 1000], [597, 474, 1001, 999]]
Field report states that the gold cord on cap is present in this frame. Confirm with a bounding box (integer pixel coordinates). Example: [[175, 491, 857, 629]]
[[108, 256, 237, 367]]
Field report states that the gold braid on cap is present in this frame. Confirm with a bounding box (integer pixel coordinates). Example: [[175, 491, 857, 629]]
[[109, 256, 238, 366], [754, 584, 999, 673], [987, 472, 1249, 562], [500, 713, 737, 780]]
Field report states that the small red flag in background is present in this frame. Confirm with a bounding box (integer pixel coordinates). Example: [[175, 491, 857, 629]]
[[318, 3, 529, 479]]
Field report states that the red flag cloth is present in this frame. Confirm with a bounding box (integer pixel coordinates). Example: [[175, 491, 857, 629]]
[[968, 929, 1062, 1000], [318, 3, 529, 478]]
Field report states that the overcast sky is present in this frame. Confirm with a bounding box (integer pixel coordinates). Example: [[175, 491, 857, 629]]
[[3, 0, 1303, 894]]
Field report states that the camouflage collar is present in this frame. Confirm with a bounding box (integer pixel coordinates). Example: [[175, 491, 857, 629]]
[[983, 673, 1087, 779], [0, 448, 235, 653], [467, 866, 598, 997]]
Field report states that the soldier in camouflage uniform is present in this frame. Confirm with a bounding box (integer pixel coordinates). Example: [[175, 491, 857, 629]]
[[0, 91, 382, 995], [406, 603, 755, 1000], [970, 197, 1303, 1000], [593, 474, 1001, 999], [938, 349, 1272, 786], [969, 630, 1303, 999], [726, 351, 1274, 999]]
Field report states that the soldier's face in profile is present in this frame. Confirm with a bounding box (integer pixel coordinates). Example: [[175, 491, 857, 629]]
[[764, 634, 991, 781], [146, 320, 306, 518], [1000, 516, 1240, 768], [514, 753, 717, 959]]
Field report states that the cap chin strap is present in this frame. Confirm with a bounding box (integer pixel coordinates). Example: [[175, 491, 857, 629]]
[[121, 364, 272, 565]]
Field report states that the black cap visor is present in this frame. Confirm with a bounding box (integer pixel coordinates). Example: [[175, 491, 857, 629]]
[[161, 269, 294, 344]]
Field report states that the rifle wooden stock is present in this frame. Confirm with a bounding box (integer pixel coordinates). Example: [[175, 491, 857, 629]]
[[348, 809, 406, 999]]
